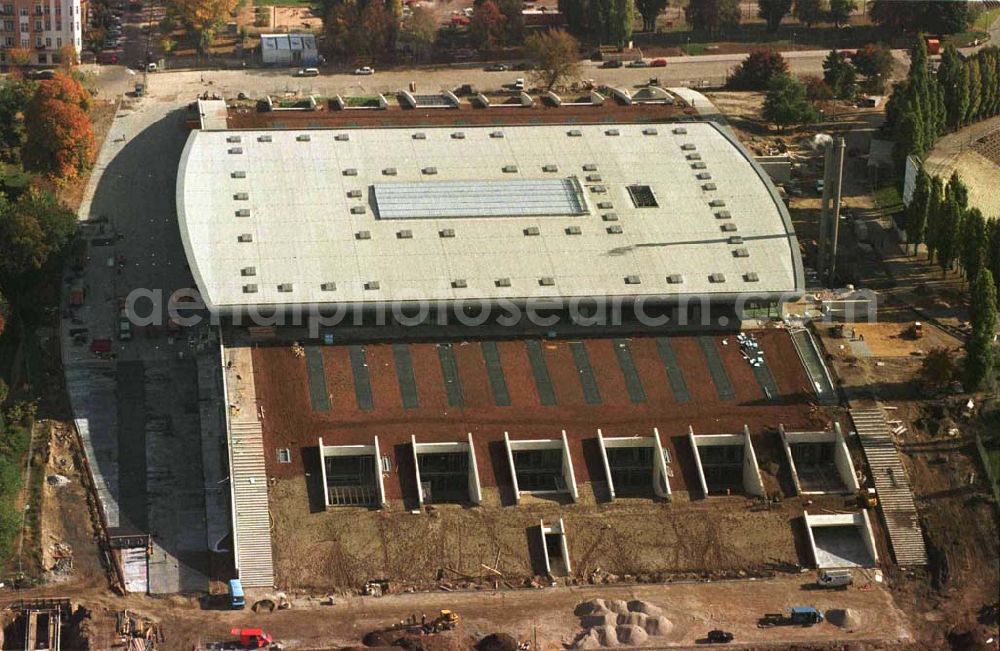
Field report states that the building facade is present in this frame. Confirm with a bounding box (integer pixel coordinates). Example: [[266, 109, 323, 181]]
[[0, 0, 84, 67]]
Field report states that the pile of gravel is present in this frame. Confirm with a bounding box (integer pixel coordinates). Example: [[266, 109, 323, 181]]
[[616, 625, 648, 646], [572, 598, 673, 647], [828, 608, 862, 629], [476, 632, 520, 651]]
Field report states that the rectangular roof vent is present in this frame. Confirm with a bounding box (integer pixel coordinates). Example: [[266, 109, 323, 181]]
[[744, 272, 760, 282], [231, 171, 247, 179], [382, 167, 397, 176], [356, 230, 371, 240], [709, 199, 726, 207], [543, 164, 558, 172], [351, 206, 366, 214], [565, 225, 582, 235], [702, 183, 718, 191], [451, 279, 468, 289], [539, 276, 555, 286], [709, 273, 726, 283], [277, 283, 293, 292], [257, 135, 272, 143], [643, 128, 659, 136], [397, 229, 413, 239], [228, 147, 243, 155], [590, 185, 607, 193], [597, 202, 613, 209], [503, 165, 518, 173], [490, 131, 505, 138], [439, 228, 455, 238], [243, 284, 258, 294], [347, 189, 362, 198], [495, 277, 511, 287], [364, 280, 381, 290], [296, 134, 311, 142], [691, 162, 708, 170], [628, 184, 658, 208], [241, 267, 256, 277], [673, 127, 688, 135], [451, 132, 465, 139], [721, 223, 738, 232], [237, 233, 253, 243], [686, 153, 702, 161], [624, 275, 641, 284], [235, 208, 251, 217], [602, 213, 619, 222], [716, 210, 732, 219], [666, 274, 684, 284], [607, 225, 624, 234], [334, 133, 350, 141], [681, 143, 697, 151], [343, 168, 358, 176], [226, 135, 242, 143], [567, 129, 582, 137], [696, 172, 713, 180], [583, 163, 598, 171], [234, 192, 249, 201], [586, 174, 602, 182], [605, 129, 620, 136], [524, 226, 540, 236], [412, 132, 426, 140], [733, 248, 750, 258], [422, 167, 437, 175], [728, 235, 744, 244], [321, 282, 337, 291]]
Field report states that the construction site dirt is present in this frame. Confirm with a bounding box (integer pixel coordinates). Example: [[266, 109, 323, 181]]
[[247, 329, 854, 590]]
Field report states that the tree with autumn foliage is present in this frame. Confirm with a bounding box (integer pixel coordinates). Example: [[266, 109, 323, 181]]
[[23, 92, 96, 182], [471, 0, 507, 54], [169, 0, 239, 53], [6, 48, 32, 77], [526, 29, 581, 90], [32, 73, 90, 112]]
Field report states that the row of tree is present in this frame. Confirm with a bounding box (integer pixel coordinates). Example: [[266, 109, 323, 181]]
[[557, 0, 636, 48], [886, 40, 1000, 169]]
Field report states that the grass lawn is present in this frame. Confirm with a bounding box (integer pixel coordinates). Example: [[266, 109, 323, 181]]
[[974, 6, 1000, 32], [874, 185, 903, 214]]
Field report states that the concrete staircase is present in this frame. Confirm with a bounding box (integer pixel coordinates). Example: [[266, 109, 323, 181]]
[[850, 408, 928, 567], [229, 420, 275, 587]]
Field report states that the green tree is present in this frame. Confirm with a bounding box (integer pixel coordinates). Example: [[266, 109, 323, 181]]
[[635, 0, 668, 31], [965, 57, 983, 124], [947, 171, 969, 212], [961, 208, 987, 282], [400, 5, 438, 61], [727, 48, 789, 90], [758, 0, 793, 32], [919, 348, 956, 390], [793, 0, 824, 27], [525, 29, 581, 90], [499, 0, 525, 44], [686, 0, 741, 36], [938, 44, 969, 130], [0, 80, 34, 164], [826, 0, 854, 27], [966, 268, 997, 390], [822, 49, 856, 99], [558, 0, 589, 35], [938, 182, 965, 275], [925, 174, 944, 263], [470, 0, 507, 53], [0, 189, 77, 294], [851, 43, 893, 93], [906, 167, 931, 256], [987, 218, 1000, 304], [762, 74, 818, 129], [606, 0, 635, 48]]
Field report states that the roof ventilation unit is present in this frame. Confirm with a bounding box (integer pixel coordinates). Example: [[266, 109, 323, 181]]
[[681, 143, 697, 151], [696, 172, 712, 180], [607, 225, 624, 234], [234, 192, 249, 200], [397, 229, 413, 239], [539, 277, 555, 286], [643, 128, 659, 135], [605, 129, 620, 136], [347, 189, 362, 198], [702, 182, 717, 191], [241, 267, 256, 277], [709, 273, 726, 283], [277, 283, 293, 293], [242, 284, 258, 294], [226, 135, 242, 143], [231, 171, 247, 178], [590, 185, 607, 193], [257, 135, 272, 143], [597, 202, 613, 209], [728, 235, 744, 244], [351, 206, 366, 215], [382, 168, 397, 176], [543, 164, 559, 172], [235, 208, 251, 217], [355, 230, 371, 240], [583, 164, 598, 171], [412, 132, 426, 140], [565, 226, 582, 235], [686, 153, 702, 161], [602, 213, 619, 222], [343, 168, 358, 176], [673, 127, 688, 135], [490, 131, 505, 138], [439, 228, 456, 238], [503, 165, 518, 173], [586, 174, 602, 182], [567, 129, 582, 137], [721, 223, 738, 232], [716, 210, 732, 219], [691, 162, 708, 170], [733, 248, 750, 258], [296, 134, 311, 142], [451, 132, 465, 139], [744, 272, 760, 282], [321, 282, 337, 291], [495, 278, 511, 287], [624, 275, 641, 285], [237, 233, 253, 243], [422, 167, 437, 175], [709, 199, 726, 207], [524, 226, 540, 236], [364, 281, 380, 290], [334, 133, 350, 141], [451, 279, 468, 289], [666, 274, 684, 284], [228, 147, 243, 155]]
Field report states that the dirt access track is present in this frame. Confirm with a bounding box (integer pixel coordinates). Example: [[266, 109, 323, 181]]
[[248, 329, 854, 590]]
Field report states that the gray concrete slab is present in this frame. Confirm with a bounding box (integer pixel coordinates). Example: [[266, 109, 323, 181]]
[[437, 343, 464, 407], [304, 345, 331, 411], [525, 340, 557, 406], [655, 337, 691, 403], [349, 345, 374, 411], [481, 341, 511, 407], [613, 339, 647, 404], [392, 344, 419, 409], [698, 336, 735, 401], [812, 526, 873, 568], [570, 342, 602, 405]]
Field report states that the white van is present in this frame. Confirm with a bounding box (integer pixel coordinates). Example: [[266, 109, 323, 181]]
[[817, 569, 853, 588]]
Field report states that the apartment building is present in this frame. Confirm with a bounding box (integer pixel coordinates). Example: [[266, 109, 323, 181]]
[[0, 0, 84, 66]]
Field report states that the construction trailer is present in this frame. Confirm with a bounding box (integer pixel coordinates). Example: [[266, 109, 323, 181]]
[[803, 511, 878, 569], [318, 437, 387, 508], [504, 431, 579, 504], [596, 428, 672, 500], [779, 423, 860, 495], [688, 425, 765, 498], [411, 433, 483, 506]]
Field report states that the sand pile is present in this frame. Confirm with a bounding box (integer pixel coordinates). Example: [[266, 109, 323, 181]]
[[828, 608, 862, 629], [572, 599, 673, 647]]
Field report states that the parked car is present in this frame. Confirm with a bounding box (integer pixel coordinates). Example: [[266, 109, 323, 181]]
[[816, 569, 853, 588], [513, 61, 534, 71], [627, 59, 649, 67], [96, 51, 119, 64], [707, 629, 734, 643], [354, 66, 375, 75], [815, 179, 825, 194], [513, 77, 525, 90], [485, 63, 509, 71], [146, 62, 157, 72], [25, 69, 56, 80], [601, 59, 623, 68], [296, 67, 319, 77], [650, 58, 667, 67]]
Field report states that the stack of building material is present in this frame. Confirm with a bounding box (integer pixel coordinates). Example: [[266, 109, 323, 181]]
[[737, 332, 764, 368]]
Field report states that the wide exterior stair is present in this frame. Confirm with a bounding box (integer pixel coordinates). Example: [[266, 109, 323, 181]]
[[850, 408, 929, 567], [229, 420, 275, 587]]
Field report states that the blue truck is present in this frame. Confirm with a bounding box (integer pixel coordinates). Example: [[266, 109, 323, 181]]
[[228, 579, 246, 609], [758, 606, 825, 627]]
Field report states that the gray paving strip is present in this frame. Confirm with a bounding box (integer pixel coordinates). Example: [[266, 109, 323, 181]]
[[481, 341, 511, 407], [570, 342, 602, 405], [349, 345, 374, 411], [437, 343, 464, 407], [525, 340, 557, 406], [751, 360, 780, 400], [613, 339, 647, 404], [304, 346, 331, 411], [392, 344, 420, 409], [654, 337, 691, 403], [117, 360, 148, 532], [697, 336, 736, 400]]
